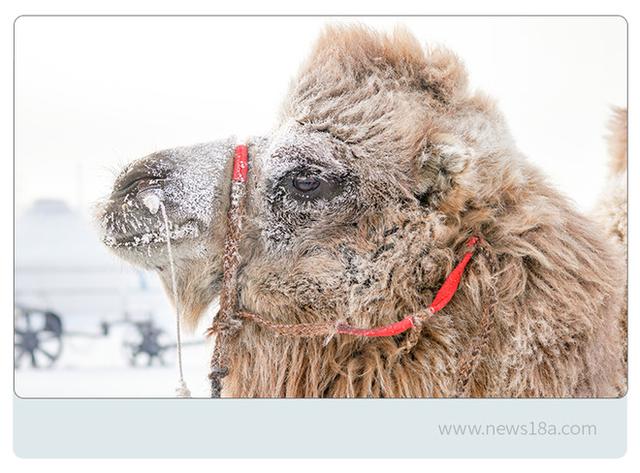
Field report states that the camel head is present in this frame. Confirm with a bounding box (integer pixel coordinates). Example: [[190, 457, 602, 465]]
[[100, 26, 513, 333], [98, 25, 627, 398]]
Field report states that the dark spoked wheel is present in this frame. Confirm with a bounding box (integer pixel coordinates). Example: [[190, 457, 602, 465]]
[[122, 321, 171, 367], [14, 308, 63, 368]]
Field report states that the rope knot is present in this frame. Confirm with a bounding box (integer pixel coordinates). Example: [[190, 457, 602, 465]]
[[208, 366, 229, 398], [206, 315, 242, 338], [398, 310, 432, 354]]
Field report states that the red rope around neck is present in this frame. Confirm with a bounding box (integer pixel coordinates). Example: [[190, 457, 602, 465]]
[[335, 236, 479, 338], [208, 145, 481, 397], [211, 144, 480, 342]]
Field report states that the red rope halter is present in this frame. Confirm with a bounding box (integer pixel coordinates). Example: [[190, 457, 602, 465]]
[[208, 144, 480, 396], [335, 236, 479, 337]]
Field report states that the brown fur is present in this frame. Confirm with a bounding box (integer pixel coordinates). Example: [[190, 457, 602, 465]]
[[594, 108, 628, 245], [102, 25, 627, 397], [216, 26, 626, 397], [593, 107, 628, 389]]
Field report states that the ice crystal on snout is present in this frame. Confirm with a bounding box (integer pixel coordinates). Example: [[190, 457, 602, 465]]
[[140, 189, 162, 215]]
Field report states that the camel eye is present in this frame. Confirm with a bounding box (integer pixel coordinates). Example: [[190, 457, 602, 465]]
[[284, 172, 342, 202], [292, 175, 321, 193]]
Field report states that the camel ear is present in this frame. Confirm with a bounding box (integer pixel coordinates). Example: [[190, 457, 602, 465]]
[[419, 45, 469, 103], [413, 133, 474, 208]]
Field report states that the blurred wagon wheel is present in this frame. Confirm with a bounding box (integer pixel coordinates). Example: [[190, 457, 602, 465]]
[[14, 308, 63, 368], [121, 321, 172, 367]]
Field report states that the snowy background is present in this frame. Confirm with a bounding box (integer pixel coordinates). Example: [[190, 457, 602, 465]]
[[14, 17, 626, 398]]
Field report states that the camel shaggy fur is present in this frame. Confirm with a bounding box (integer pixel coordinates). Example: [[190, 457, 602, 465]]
[[593, 108, 628, 386], [100, 26, 627, 398]]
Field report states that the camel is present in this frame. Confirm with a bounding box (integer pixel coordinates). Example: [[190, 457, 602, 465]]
[[98, 26, 627, 397]]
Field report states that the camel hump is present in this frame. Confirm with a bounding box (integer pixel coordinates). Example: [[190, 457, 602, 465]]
[[606, 106, 627, 175], [592, 106, 627, 249]]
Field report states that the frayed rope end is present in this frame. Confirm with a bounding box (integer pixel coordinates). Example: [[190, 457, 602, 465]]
[[176, 380, 192, 398]]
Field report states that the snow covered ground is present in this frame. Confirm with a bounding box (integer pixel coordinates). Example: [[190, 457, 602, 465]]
[[15, 328, 215, 398], [15, 199, 218, 398]]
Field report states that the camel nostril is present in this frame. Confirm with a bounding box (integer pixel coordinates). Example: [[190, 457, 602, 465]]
[[113, 158, 173, 199], [113, 175, 166, 199]]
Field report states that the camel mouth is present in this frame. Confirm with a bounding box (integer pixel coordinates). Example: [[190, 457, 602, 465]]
[[102, 219, 201, 250]]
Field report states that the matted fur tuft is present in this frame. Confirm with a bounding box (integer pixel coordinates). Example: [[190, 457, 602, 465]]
[[594, 107, 627, 248], [592, 107, 627, 389], [606, 107, 628, 175], [307, 25, 468, 97]]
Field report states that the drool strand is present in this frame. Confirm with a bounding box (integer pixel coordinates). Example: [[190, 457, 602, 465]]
[[158, 199, 191, 398]]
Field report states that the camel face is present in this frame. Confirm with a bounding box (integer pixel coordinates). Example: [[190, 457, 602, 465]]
[[97, 140, 234, 271]]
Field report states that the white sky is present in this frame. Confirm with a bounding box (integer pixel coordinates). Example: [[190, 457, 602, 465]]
[[15, 16, 626, 216]]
